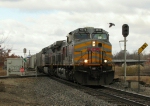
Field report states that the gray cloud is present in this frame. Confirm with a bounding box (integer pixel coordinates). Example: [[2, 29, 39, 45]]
[[0, 0, 149, 15]]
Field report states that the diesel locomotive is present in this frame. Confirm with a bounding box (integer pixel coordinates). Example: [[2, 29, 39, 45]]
[[27, 27, 114, 85]]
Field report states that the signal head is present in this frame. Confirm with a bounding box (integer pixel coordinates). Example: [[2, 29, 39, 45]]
[[122, 24, 129, 37]]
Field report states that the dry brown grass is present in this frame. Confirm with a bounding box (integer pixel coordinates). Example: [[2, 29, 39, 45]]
[[118, 76, 150, 84], [114, 65, 147, 76], [114, 64, 150, 84], [0, 67, 7, 76]]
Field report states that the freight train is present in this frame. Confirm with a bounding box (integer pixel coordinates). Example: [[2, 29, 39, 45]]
[[27, 27, 114, 85]]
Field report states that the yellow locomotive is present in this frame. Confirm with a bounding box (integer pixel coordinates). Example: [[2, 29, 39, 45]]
[[32, 27, 114, 85]]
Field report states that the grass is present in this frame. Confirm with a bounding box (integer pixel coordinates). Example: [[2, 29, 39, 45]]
[[114, 64, 150, 84], [0, 66, 7, 76]]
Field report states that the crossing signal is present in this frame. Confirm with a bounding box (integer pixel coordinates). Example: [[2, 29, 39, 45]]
[[122, 24, 129, 37]]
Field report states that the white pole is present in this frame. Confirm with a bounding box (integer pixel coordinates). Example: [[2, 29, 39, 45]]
[[124, 37, 127, 85]]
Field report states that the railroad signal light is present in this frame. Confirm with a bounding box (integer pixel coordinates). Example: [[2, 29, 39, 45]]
[[23, 48, 26, 53], [122, 24, 129, 37]]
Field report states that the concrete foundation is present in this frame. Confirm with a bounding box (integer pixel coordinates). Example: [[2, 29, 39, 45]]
[[128, 80, 139, 89]]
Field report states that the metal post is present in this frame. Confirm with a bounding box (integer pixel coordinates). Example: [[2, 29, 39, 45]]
[[24, 53, 25, 69], [36, 67, 37, 77], [138, 54, 140, 92], [124, 37, 127, 84]]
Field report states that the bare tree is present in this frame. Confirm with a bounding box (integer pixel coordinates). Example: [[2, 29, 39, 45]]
[[0, 34, 19, 67], [113, 50, 150, 60]]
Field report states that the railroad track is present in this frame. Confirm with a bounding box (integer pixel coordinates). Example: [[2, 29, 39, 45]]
[[49, 76, 150, 106], [98, 86, 150, 106]]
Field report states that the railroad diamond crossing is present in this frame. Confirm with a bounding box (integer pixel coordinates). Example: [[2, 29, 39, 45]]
[[138, 42, 148, 54]]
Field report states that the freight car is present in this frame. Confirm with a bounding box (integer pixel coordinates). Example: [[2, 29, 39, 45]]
[[28, 27, 114, 85]]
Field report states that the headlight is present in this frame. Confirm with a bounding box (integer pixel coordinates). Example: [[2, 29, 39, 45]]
[[104, 59, 107, 63], [84, 59, 88, 63], [92, 41, 95, 46]]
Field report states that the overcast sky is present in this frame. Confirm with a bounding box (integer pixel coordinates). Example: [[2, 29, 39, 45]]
[[0, 0, 150, 57]]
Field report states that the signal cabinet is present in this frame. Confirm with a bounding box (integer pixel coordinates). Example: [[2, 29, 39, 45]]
[[7, 58, 24, 76]]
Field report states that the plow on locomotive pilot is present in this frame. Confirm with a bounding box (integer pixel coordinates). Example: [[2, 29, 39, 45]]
[[31, 27, 115, 86]]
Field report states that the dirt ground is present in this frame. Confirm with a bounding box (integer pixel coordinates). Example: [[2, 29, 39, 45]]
[[0, 67, 150, 105], [0, 68, 7, 76], [0, 78, 37, 106], [0, 67, 37, 106]]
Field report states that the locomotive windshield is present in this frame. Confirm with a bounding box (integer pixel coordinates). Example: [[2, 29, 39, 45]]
[[74, 33, 90, 40], [92, 33, 108, 40]]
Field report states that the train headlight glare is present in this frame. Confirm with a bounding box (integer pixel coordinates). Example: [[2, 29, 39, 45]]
[[92, 41, 95, 47], [104, 59, 107, 63], [84, 59, 88, 63]]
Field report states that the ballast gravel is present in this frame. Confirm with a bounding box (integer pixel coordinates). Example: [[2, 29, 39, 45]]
[[0, 77, 115, 106]]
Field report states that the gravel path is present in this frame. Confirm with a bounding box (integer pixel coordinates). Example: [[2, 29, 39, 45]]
[[108, 81, 150, 96], [0, 77, 115, 106]]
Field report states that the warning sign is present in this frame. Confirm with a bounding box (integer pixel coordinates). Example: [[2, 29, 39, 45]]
[[138, 43, 148, 54]]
